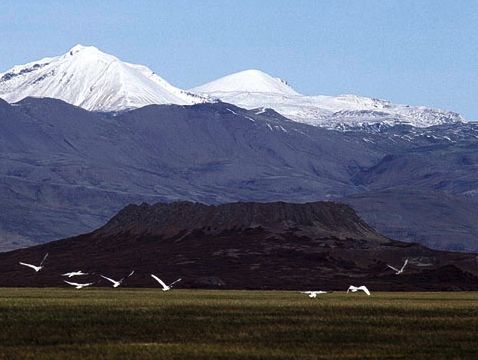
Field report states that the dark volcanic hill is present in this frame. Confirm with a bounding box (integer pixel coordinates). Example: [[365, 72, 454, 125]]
[[0, 201, 477, 291]]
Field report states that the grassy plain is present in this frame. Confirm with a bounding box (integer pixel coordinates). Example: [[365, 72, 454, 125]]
[[0, 289, 477, 359]]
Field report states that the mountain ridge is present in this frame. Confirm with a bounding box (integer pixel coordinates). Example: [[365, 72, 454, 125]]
[[193, 70, 465, 128]]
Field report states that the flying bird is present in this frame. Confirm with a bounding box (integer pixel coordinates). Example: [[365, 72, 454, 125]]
[[347, 285, 371, 296], [100, 270, 135, 288], [150, 274, 182, 291], [387, 258, 409, 275], [64, 280, 94, 289], [301, 291, 327, 298], [19, 253, 49, 272], [62, 271, 88, 278]]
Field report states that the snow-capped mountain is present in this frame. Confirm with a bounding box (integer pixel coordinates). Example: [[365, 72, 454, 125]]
[[0, 46, 465, 128], [192, 69, 465, 128], [0, 44, 206, 111], [193, 69, 300, 96]]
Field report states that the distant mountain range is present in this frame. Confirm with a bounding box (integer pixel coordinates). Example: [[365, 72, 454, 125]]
[[0, 45, 465, 128], [1, 201, 477, 290]]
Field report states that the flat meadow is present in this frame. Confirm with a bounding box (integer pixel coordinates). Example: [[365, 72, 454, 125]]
[[0, 289, 477, 359]]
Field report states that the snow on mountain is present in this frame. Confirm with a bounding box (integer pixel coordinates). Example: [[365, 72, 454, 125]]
[[0, 44, 206, 111], [191, 70, 465, 129], [193, 69, 299, 96], [0, 46, 465, 128]]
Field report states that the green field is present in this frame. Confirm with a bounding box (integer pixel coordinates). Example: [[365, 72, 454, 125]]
[[0, 289, 477, 359]]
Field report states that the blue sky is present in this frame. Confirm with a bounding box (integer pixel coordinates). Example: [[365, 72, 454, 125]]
[[0, 0, 477, 119]]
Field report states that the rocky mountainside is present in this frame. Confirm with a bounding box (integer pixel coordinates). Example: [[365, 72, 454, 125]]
[[0, 201, 476, 290], [0, 97, 477, 252], [100, 201, 384, 241]]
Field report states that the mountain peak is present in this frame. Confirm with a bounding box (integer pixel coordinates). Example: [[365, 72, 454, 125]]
[[69, 43, 96, 53], [192, 69, 300, 96], [0, 45, 206, 111], [66, 44, 109, 59]]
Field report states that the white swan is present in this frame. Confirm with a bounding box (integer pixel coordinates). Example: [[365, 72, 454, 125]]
[[347, 285, 371, 296], [100, 270, 134, 288], [64, 280, 94, 289], [387, 258, 409, 275], [150, 274, 182, 291], [301, 291, 327, 298], [19, 253, 48, 272], [62, 271, 88, 278]]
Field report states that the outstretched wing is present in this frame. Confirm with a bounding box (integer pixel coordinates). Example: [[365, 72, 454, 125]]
[[359, 286, 371, 295], [151, 274, 169, 290], [39, 253, 49, 267], [169, 278, 182, 288], [120, 270, 135, 283], [400, 259, 409, 272], [19, 262, 37, 271], [64, 280, 79, 287], [100, 275, 117, 284], [386, 264, 399, 272]]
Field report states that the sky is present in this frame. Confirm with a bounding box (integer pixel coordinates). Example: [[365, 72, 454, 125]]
[[0, 0, 477, 119]]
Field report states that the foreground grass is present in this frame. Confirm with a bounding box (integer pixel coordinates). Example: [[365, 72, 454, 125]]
[[0, 289, 477, 359]]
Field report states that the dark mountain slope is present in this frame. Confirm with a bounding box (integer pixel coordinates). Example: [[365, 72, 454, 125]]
[[345, 189, 478, 251], [351, 143, 478, 196]]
